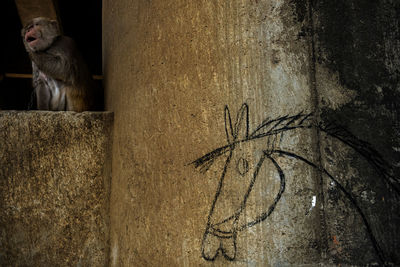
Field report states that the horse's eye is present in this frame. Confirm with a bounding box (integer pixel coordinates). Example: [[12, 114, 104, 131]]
[[236, 157, 249, 176]]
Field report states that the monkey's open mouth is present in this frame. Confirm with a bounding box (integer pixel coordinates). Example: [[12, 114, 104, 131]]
[[25, 34, 39, 48], [26, 36, 37, 43], [25, 31, 38, 44]]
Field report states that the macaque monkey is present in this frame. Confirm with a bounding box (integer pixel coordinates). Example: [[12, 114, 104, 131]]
[[22, 17, 95, 111]]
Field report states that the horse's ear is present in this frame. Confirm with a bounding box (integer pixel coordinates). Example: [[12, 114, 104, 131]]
[[234, 103, 249, 140], [224, 105, 234, 144]]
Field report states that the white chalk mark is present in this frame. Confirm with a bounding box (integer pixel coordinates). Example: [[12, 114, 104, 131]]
[[309, 195, 317, 213], [312, 195, 317, 207]]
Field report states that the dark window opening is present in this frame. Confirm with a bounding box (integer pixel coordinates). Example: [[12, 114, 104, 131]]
[[0, 1, 102, 110]]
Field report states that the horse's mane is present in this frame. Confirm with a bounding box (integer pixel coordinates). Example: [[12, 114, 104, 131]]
[[191, 108, 399, 194], [249, 112, 313, 140]]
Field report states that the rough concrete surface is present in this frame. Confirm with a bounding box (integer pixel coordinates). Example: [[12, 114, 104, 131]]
[[103, 0, 321, 266], [4, 0, 397, 266], [0, 111, 113, 266], [103, 0, 399, 266], [314, 0, 400, 264]]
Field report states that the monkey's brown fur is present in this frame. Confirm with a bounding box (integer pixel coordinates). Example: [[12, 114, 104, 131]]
[[22, 17, 95, 112]]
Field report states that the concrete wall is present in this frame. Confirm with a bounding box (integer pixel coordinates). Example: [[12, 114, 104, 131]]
[[313, 1, 400, 264], [101, 0, 400, 266], [1, 1, 398, 266], [0, 111, 113, 266]]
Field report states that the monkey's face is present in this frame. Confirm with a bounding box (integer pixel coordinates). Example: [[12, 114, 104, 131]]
[[22, 17, 60, 52]]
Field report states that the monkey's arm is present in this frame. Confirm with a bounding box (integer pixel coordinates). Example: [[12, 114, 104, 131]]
[[32, 62, 41, 87], [35, 80, 51, 110], [30, 50, 75, 84], [32, 63, 50, 109], [29, 36, 81, 85]]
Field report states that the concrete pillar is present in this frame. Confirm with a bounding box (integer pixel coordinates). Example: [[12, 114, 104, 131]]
[[0, 111, 113, 266], [103, 0, 399, 265]]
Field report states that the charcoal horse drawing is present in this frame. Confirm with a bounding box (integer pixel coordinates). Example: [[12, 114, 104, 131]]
[[191, 103, 399, 263]]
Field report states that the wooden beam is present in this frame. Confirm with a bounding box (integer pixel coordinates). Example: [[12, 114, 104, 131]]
[[15, 0, 59, 27], [4, 73, 32, 79], [3, 73, 104, 80]]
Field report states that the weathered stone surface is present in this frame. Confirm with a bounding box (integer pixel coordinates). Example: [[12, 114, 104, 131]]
[[0, 111, 113, 266]]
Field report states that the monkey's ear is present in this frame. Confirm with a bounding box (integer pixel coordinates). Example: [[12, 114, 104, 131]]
[[49, 20, 60, 31]]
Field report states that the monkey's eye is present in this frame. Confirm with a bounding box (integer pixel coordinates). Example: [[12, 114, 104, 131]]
[[236, 157, 249, 176]]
